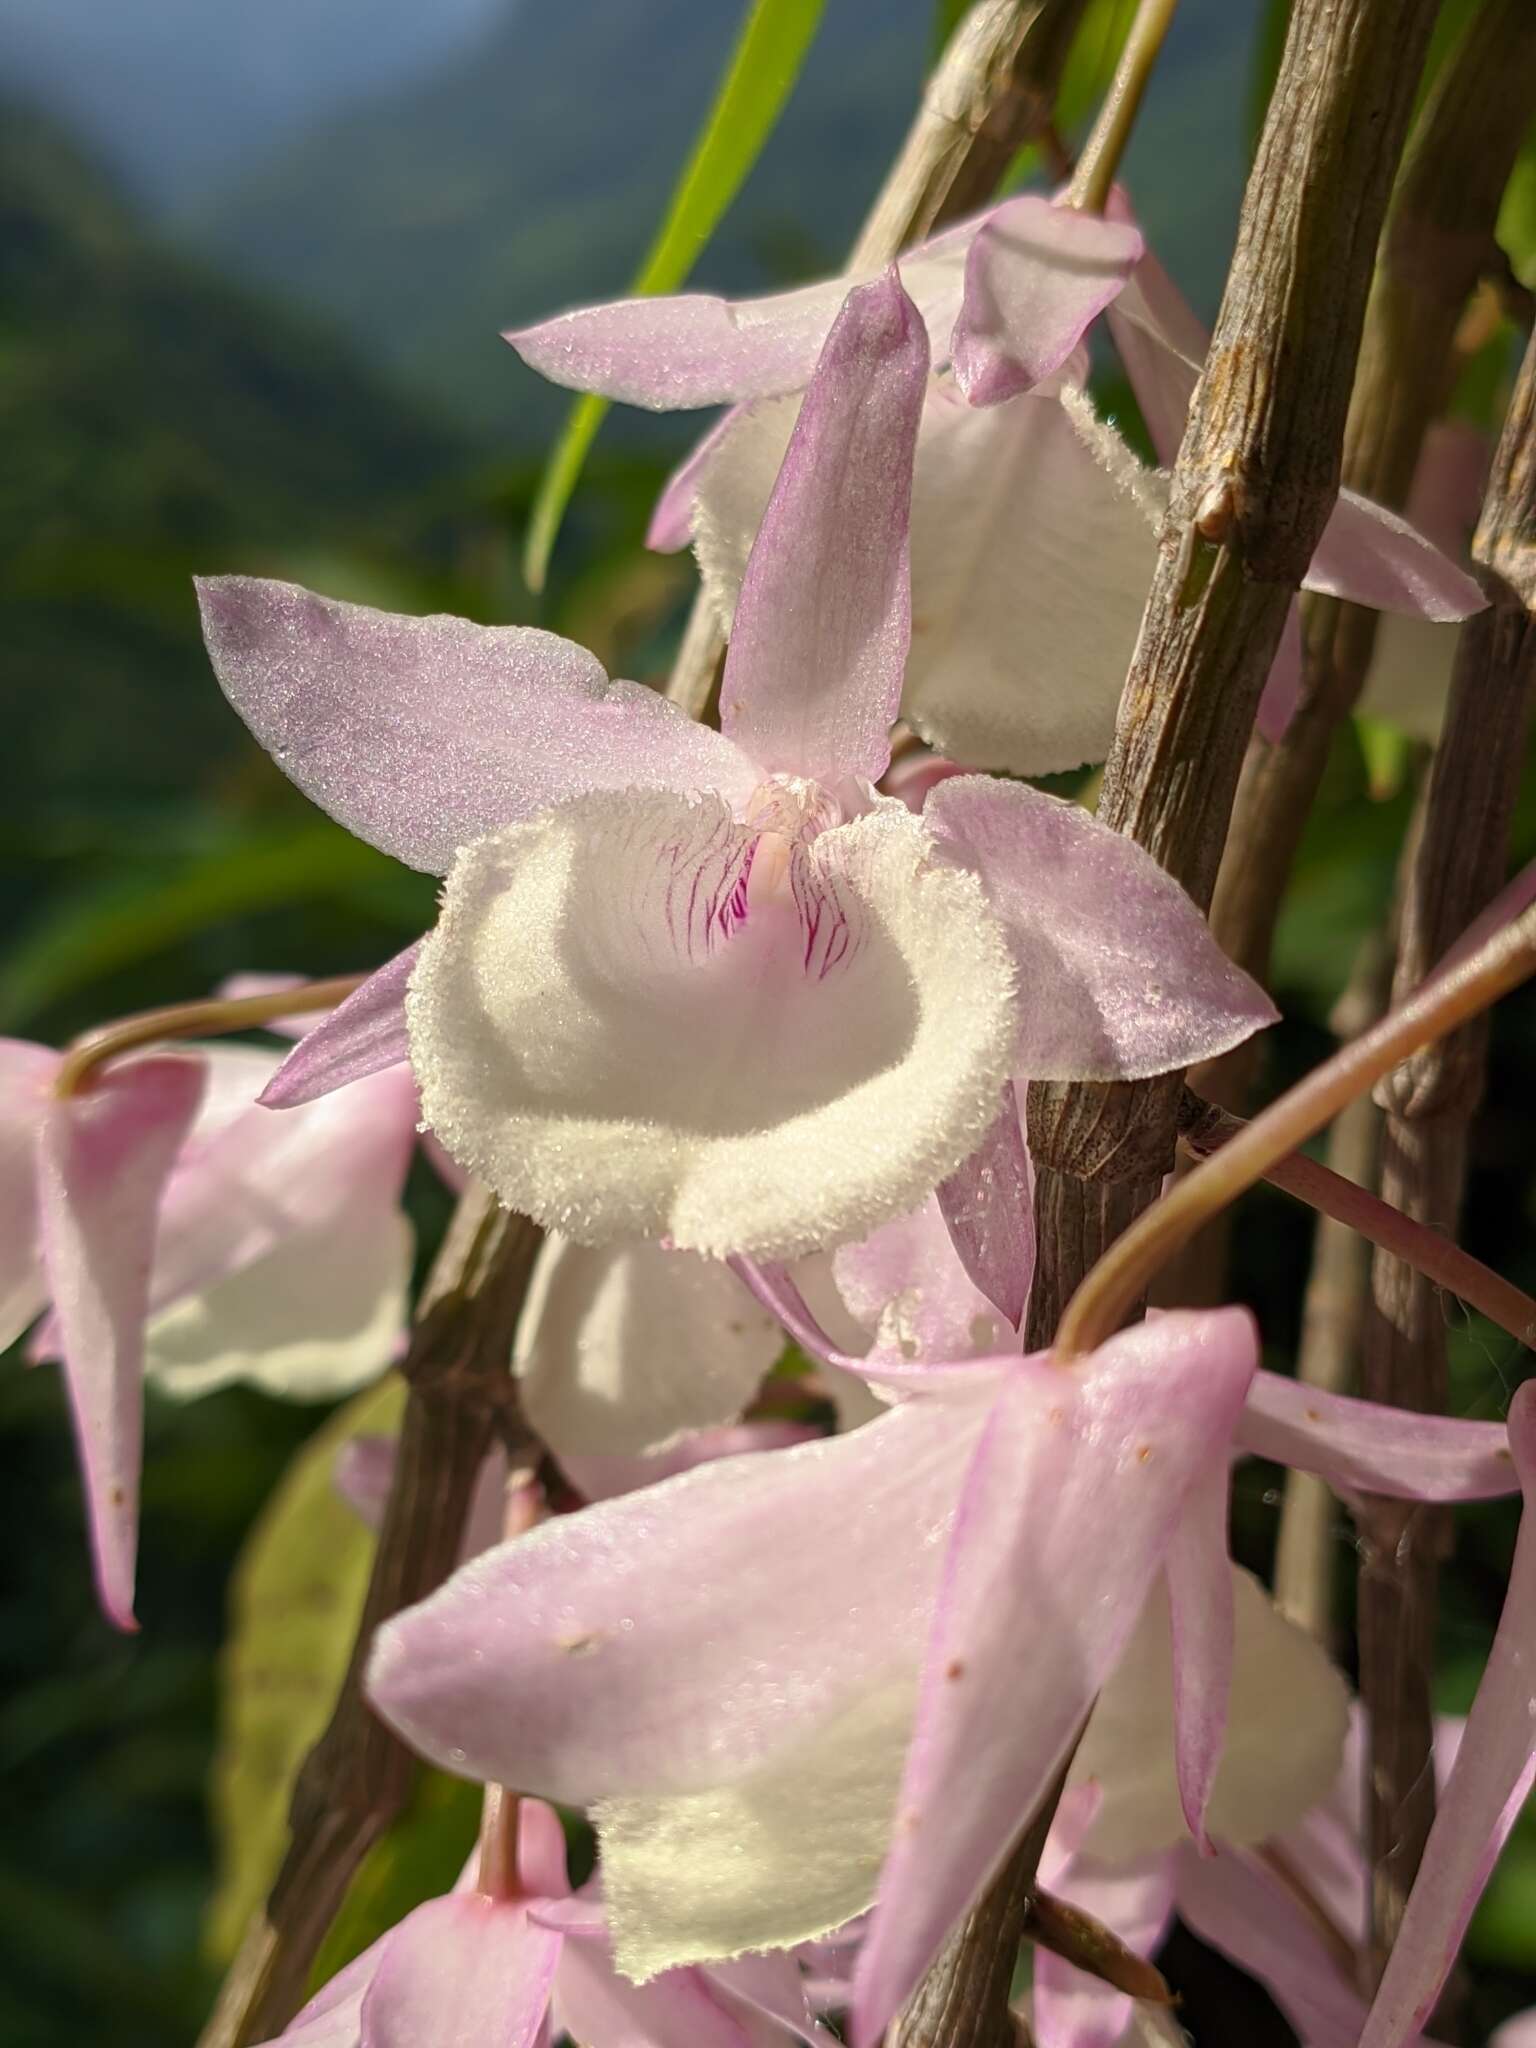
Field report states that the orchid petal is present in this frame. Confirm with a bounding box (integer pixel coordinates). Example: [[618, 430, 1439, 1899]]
[[0, 1038, 56, 1349], [1360, 1381, 1536, 2048], [515, 1235, 782, 1459], [37, 1054, 206, 1628], [1038, 1783, 1105, 1890], [833, 1196, 1018, 1364], [1174, 1845, 1378, 2048], [560, 1420, 819, 1505], [197, 577, 758, 874], [596, 1679, 915, 1978], [261, 948, 419, 1108], [258, 1942, 381, 2048], [951, 195, 1143, 406], [696, 379, 1165, 778], [1237, 1369, 1520, 1501], [934, 1082, 1034, 1331], [1302, 489, 1486, 620], [1257, 602, 1304, 743], [718, 271, 928, 788], [1103, 249, 1203, 466], [149, 1049, 417, 1318], [507, 220, 972, 412], [359, 1894, 560, 2048], [554, 1937, 779, 2048], [925, 776, 1276, 1081], [648, 410, 743, 552], [706, 1952, 840, 2047], [1033, 1855, 1175, 2048], [143, 1204, 411, 1401], [1070, 1568, 1349, 1866], [518, 1798, 572, 1902], [851, 1312, 1259, 2044], [368, 1393, 989, 1806], [408, 793, 1017, 1257], [732, 1255, 1008, 1395], [1164, 1464, 1234, 1852]]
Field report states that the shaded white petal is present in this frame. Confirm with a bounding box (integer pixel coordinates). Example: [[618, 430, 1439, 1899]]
[[515, 1235, 782, 1459], [409, 793, 1017, 1257], [144, 1205, 411, 1401], [598, 1678, 915, 1980], [1070, 1568, 1350, 1863]]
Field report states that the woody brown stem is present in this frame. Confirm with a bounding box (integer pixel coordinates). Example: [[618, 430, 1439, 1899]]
[[1206, 0, 1536, 1003], [198, 1195, 544, 2047], [666, 0, 1090, 720], [909, 0, 1441, 2038], [1356, 324, 1536, 1976]]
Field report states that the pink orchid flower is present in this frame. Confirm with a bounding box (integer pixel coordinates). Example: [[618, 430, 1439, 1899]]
[[258, 1795, 828, 2048], [199, 272, 1272, 1261], [689, 361, 1486, 777], [0, 1018, 417, 1628], [363, 1313, 1348, 2017]]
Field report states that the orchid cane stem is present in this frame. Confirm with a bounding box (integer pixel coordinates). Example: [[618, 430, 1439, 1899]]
[[1065, 0, 1180, 215], [53, 975, 365, 1097], [1056, 905, 1536, 1360]]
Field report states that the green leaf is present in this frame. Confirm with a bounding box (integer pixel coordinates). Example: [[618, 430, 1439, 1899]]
[[204, 1376, 405, 1963], [523, 0, 829, 591], [1498, 130, 1536, 289]]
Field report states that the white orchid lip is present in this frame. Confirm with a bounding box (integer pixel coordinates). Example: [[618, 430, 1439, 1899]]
[[407, 788, 1017, 1260]]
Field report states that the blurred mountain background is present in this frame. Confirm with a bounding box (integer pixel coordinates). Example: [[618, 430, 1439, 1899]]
[[5, 4, 1535, 2046]]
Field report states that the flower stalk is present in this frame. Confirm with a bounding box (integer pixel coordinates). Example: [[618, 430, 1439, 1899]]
[[1056, 899, 1536, 1361], [1065, 0, 1180, 215], [54, 975, 365, 1097]]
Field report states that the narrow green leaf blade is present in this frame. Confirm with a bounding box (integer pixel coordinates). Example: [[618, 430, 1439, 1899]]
[[523, 0, 829, 591]]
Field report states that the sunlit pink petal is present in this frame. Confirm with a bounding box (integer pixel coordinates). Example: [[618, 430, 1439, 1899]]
[[1164, 1464, 1234, 1852], [38, 1054, 206, 1628], [951, 195, 1142, 406], [834, 1193, 1019, 1364], [261, 947, 419, 1107], [934, 1082, 1034, 1330], [1237, 1370, 1520, 1501], [560, 1420, 819, 1505], [718, 271, 927, 789], [1304, 489, 1486, 620], [648, 410, 743, 551], [1360, 1381, 1536, 2048], [851, 1311, 1258, 2044], [924, 776, 1276, 1081], [198, 577, 757, 875], [359, 1892, 560, 2048]]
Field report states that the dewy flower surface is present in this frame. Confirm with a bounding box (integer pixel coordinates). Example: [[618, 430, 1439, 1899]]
[[200, 270, 1275, 1260]]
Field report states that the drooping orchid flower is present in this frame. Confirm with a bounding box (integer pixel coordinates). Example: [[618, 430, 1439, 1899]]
[[199, 272, 1272, 1260], [364, 1313, 1353, 2022], [688, 366, 1488, 777], [256, 1794, 829, 2048], [0, 1023, 417, 1627]]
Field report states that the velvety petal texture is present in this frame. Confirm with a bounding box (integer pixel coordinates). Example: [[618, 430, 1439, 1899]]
[[951, 195, 1143, 405], [197, 576, 757, 874], [261, 946, 419, 1108], [514, 1235, 782, 1459], [924, 776, 1276, 1082], [37, 1055, 206, 1628], [851, 1311, 1261, 2044], [718, 271, 928, 789], [1360, 1381, 1536, 2048], [408, 793, 1017, 1257]]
